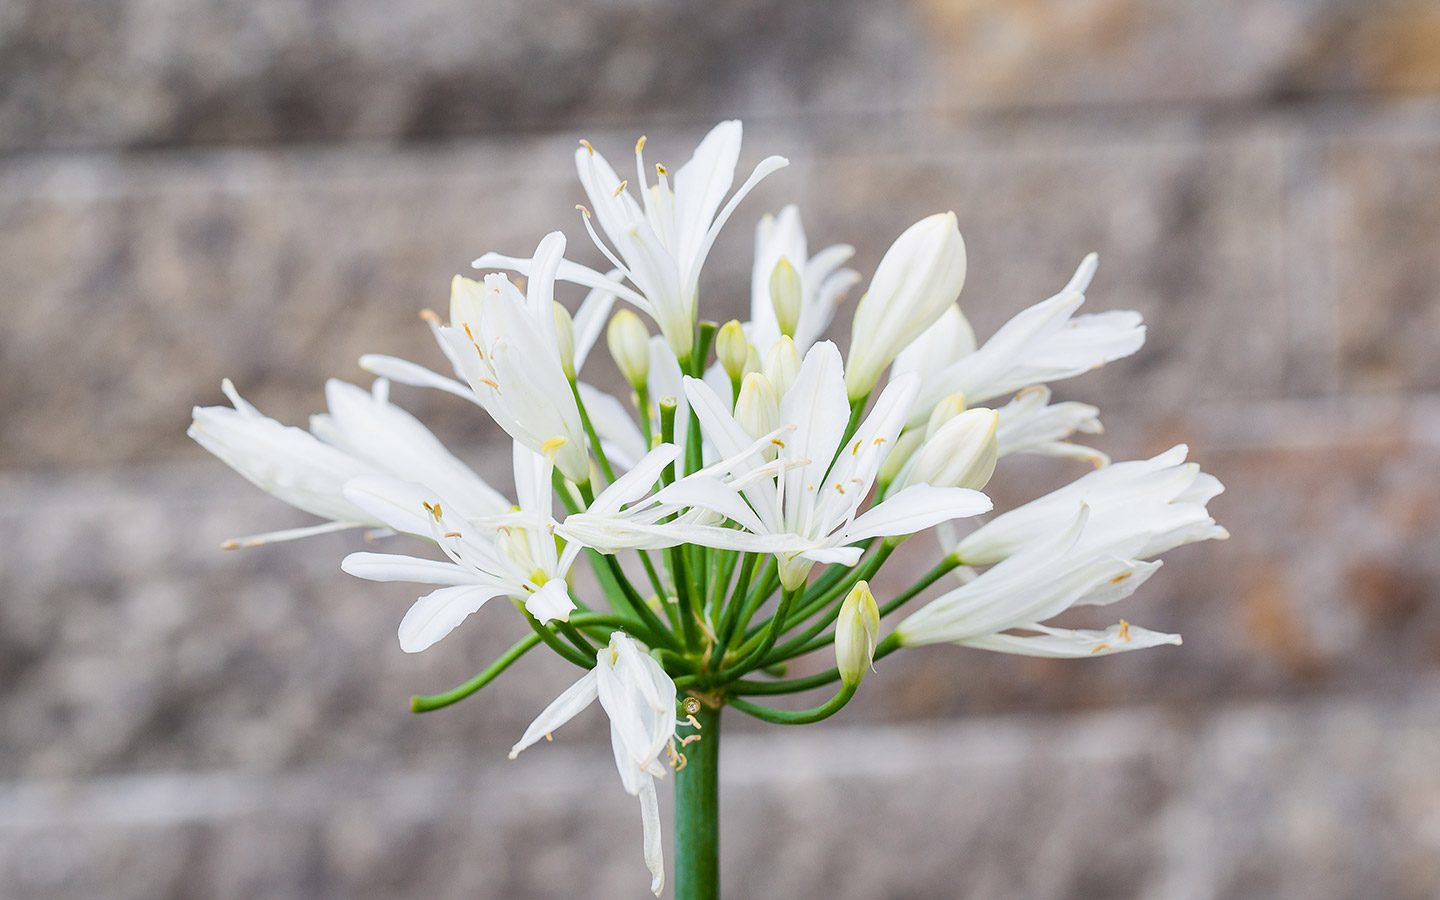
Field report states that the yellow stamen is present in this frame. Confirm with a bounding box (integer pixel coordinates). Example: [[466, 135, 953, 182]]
[[852, 439, 862, 456], [1118, 620, 1131, 642], [770, 438, 786, 448], [656, 163, 667, 176], [579, 139, 594, 156], [635, 135, 646, 154], [419, 308, 441, 324], [613, 180, 628, 198], [443, 531, 461, 538], [1091, 644, 1111, 653], [541, 436, 569, 458]]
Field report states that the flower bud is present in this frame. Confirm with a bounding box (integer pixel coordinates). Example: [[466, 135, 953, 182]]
[[733, 373, 778, 441], [762, 335, 801, 398], [836, 581, 880, 687], [716, 319, 749, 382], [844, 212, 967, 400], [552, 302, 576, 381], [743, 344, 762, 379], [905, 407, 998, 491], [607, 309, 651, 389], [925, 393, 967, 438], [769, 256, 802, 338]]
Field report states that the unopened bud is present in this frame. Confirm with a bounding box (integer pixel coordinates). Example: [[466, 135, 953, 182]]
[[925, 393, 967, 438], [769, 257, 802, 338], [836, 581, 880, 687], [552, 302, 576, 380], [734, 373, 778, 440], [762, 335, 801, 398], [743, 345, 762, 378], [905, 407, 998, 491], [716, 320, 749, 382], [844, 212, 967, 400], [607, 309, 651, 389]]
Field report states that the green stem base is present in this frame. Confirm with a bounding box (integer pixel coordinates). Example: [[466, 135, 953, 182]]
[[674, 702, 721, 900]]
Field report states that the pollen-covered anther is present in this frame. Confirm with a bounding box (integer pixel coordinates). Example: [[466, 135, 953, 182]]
[[634, 135, 646, 153], [680, 733, 702, 747], [613, 180, 628, 198], [541, 436, 569, 457], [419, 308, 441, 324], [851, 440, 862, 456], [770, 438, 786, 448], [655, 163, 667, 176], [575, 204, 591, 218], [579, 139, 594, 156], [443, 531, 461, 539], [1090, 644, 1111, 654], [1118, 620, 1132, 642]]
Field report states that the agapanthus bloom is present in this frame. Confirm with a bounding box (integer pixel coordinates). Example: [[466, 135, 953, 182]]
[[190, 121, 1225, 898]]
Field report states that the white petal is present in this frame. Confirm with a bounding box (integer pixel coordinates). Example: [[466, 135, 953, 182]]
[[358, 354, 478, 404], [398, 585, 505, 653], [960, 621, 1181, 657], [525, 579, 577, 624], [343, 476, 438, 537], [341, 552, 475, 585], [845, 485, 992, 542], [587, 443, 681, 515], [510, 668, 600, 758], [638, 776, 665, 896]]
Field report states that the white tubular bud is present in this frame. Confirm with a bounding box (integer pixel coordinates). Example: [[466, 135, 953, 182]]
[[607, 309, 651, 389], [844, 212, 967, 400], [925, 393, 967, 438], [836, 581, 880, 687], [716, 319, 749, 382], [733, 372, 779, 441], [905, 407, 998, 491], [552, 302, 576, 381], [769, 256, 802, 338], [762, 335, 801, 398]]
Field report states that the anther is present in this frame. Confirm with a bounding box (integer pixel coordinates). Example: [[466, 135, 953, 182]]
[[1090, 644, 1111, 654], [579, 139, 594, 156], [443, 531, 461, 538], [1118, 620, 1131, 642], [613, 180, 628, 198], [419, 308, 441, 324]]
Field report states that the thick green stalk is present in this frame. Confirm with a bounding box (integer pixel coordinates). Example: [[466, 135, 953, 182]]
[[674, 702, 721, 900]]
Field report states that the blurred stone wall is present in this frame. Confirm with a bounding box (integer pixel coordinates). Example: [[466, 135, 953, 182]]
[[3, 0, 1440, 897]]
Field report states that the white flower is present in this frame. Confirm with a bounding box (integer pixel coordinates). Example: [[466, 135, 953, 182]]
[[896, 505, 1177, 654], [844, 212, 967, 400], [341, 442, 581, 651], [906, 253, 1145, 426], [994, 385, 1108, 466], [361, 233, 595, 483], [477, 121, 788, 359], [675, 341, 992, 588], [509, 632, 680, 896], [954, 444, 1227, 567], [189, 378, 505, 547], [748, 204, 860, 353]]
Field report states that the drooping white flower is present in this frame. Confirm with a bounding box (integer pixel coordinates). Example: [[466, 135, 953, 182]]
[[953, 443, 1227, 567], [895, 505, 1177, 654], [674, 341, 993, 588], [994, 385, 1108, 466], [509, 632, 680, 896], [748, 204, 860, 353], [477, 121, 788, 359], [905, 253, 1145, 426], [844, 212, 968, 400], [188, 378, 505, 547], [341, 442, 581, 651]]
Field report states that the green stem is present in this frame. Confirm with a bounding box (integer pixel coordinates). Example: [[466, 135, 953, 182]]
[[410, 632, 543, 712], [728, 683, 857, 725], [729, 666, 843, 695], [674, 702, 721, 900]]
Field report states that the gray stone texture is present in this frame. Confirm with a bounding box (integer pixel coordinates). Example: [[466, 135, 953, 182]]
[[3, 0, 1439, 897]]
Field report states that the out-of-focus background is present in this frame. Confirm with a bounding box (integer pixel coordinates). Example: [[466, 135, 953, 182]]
[[3, 1, 1440, 897]]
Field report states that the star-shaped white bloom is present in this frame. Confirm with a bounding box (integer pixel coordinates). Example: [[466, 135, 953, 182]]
[[674, 341, 993, 588], [477, 121, 788, 358], [899, 253, 1146, 426], [747, 204, 860, 354], [510, 632, 681, 896], [341, 442, 581, 651], [896, 505, 1178, 655]]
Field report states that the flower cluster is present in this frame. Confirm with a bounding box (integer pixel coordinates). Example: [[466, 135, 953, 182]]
[[190, 121, 1225, 895]]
